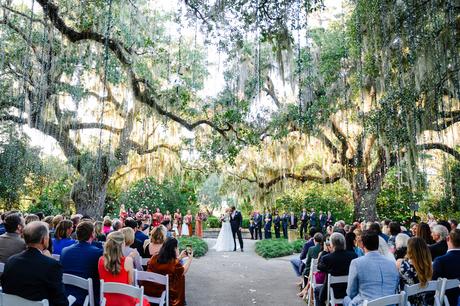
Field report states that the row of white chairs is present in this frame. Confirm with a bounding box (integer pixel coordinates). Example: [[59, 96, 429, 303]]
[[0, 270, 169, 306]]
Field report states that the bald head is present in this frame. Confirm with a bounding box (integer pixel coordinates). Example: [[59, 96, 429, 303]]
[[23, 221, 49, 245]]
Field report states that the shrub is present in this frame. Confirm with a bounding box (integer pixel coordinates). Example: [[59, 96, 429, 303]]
[[205, 216, 221, 228], [178, 236, 208, 258], [255, 239, 294, 258], [291, 239, 305, 253], [241, 219, 250, 229]]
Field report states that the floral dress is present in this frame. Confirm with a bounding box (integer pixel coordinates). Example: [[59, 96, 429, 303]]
[[399, 259, 431, 306]]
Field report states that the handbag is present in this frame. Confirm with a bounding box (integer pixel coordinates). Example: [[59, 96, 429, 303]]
[[313, 271, 326, 284]]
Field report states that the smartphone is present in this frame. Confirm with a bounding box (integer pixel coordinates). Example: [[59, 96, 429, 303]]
[[186, 245, 193, 255]]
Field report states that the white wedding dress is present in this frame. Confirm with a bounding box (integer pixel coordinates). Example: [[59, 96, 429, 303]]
[[213, 214, 234, 252]]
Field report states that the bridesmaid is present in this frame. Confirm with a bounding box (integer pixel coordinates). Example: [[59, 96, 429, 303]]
[[185, 210, 193, 237], [152, 208, 163, 227], [164, 210, 172, 222], [195, 210, 203, 238], [174, 209, 182, 236]]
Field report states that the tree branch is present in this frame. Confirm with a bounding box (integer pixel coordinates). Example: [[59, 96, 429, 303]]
[[418, 143, 460, 161], [64, 122, 123, 134]]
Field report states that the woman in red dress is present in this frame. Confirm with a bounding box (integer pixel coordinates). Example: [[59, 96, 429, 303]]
[[163, 210, 172, 222], [174, 209, 182, 236], [98, 231, 148, 306], [195, 211, 204, 238], [152, 208, 163, 227], [185, 210, 193, 237], [142, 238, 193, 306]]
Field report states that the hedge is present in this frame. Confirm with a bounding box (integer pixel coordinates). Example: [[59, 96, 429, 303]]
[[255, 239, 305, 259], [178, 236, 208, 258]]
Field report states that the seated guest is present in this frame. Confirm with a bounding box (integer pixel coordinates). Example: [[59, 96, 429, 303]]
[[111, 219, 123, 232], [0, 213, 6, 235], [94, 221, 106, 242], [162, 220, 175, 238], [120, 227, 143, 271], [51, 215, 64, 237], [143, 238, 193, 306], [123, 218, 144, 255], [103, 216, 112, 235], [388, 222, 401, 249], [416, 222, 435, 245], [290, 227, 316, 278], [429, 224, 449, 260], [135, 220, 149, 242], [1, 221, 68, 305], [432, 229, 460, 306], [346, 232, 364, 257], [61, 221, 102, 306], [394, 233, 410, 260], [25, 214, 39, 224], [397, 237, 432, 306], [0, 212, 26, 263], [142, 225, 167, 258], [378, 236, 396, 262], [344, 231, 399, 306], [53, 220, 76, 255], [448, 219, 458, 231], [368, 222, 389, 242], [98, 231, 148, 306], [316, 232, 357, 305], [303, 233, 324, 277]]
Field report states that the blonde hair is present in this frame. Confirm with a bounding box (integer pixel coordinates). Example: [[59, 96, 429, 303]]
[[103, 231, 125, 275], [406, 237, 432, 287], [150, 225, 167, 244], [103, 216, 112, 227], [120, 227, 135, 246]]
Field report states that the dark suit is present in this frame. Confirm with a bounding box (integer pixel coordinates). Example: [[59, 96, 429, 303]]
[[264, 214, 272, 239], [300, 212, 308, 237], [429, 240, 448, 261], [310, 212, 317, 229], [289, 214, 298, 230], [273, 215, 281, 238], [319, 214, 327, 232], [281, 213, 289, 239], [433, 249, 460, 306], [230, 211, 243, 251], [318, 250, 358, 304], [1, 248, 68, 306], [253, 213, 263, 240], [61, 241, 103, 306]]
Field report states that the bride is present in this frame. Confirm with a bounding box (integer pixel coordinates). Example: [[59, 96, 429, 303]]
[[213, 208, 235, 252]]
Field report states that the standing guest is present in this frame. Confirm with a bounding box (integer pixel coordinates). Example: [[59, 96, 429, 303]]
[[249, 216, 255, 240], [1, 221, 68, 306], [289, 211, 298, 230], [273, 211, 281, 238], [152, 208, 164, 228], [53, 220, 76, 255], [326, 211, 334, 227], [319, 211, 327, 232], [103, 216, 112, 234], [343, 231, 399, 306], [98, 231, 148, 306], [264, 210, 272, 239], [143, 238, 193, 306], [195, 210, 204, 238], [120, 227, 143, 271], [429, 224, 449, 260], [185, 210, 193, 237], [164, 210, 172, 222], [310, 208, 317, 229], [448, 219, 458, 231], [394, 233, 410, 260], [25, 214, 39, 224], [432, 229, 460, 306], [315, 232, 358, 305], [397, 237, 432, 306], [282, 211, 289, 239], [0, 212, 26, 263], [142, 226, 167, 258], [94, 221, 106, 242], [253, 211, 263, 240], [300, 208, 308, 238], [174, 209, 182, 236], [416, 222, 435, 245], [61, 221, 103, 306]]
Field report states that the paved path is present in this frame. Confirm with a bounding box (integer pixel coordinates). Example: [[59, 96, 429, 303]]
[[186, 239, 305, 306]]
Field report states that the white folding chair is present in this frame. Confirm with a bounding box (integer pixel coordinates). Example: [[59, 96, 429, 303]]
[[0, 263, 4, 273], [51, 254, 60, 261], [100, 280, 144, 306], [363, 292, 406, 306], [1, 293, 49, 305], [306, 258, 319, 306], [327, 274, 348, 306], [135, 270, 169, 306], [404, 279, 444, 306], [62, 274, 94, 306], [439, 278, 460, 306]]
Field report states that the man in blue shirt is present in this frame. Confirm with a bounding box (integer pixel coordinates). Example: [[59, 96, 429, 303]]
[[61, 221, 102, 306]]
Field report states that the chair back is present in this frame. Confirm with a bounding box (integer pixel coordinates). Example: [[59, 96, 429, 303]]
[[51, 254, 60, 261], [1, 293, 49, 306], [135, 270, 169, 306], [363, 292, 406, 306], [0, 262, 4, 273], [62, 274, 94, 306], [440, 278, 460, 306], [100, 280, 143, 306], [404, 279, 444, 306], [311, 258, 318, 274], [141, 258, 150, 266], [326, 274, 348, 306]]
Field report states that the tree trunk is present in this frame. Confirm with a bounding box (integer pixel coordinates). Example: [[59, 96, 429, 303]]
[[71, 178, 108, 218], [352, 186, 380, 222]]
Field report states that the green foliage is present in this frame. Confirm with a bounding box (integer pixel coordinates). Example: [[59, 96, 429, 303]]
[[255, 238, 305, 259], [178, 236, 208, 258], [27, 180, 73, 216], [274, 182, 353, 223], [205, 216, 221, 229], [291, 239, 305, 253], [118, 177, 198, 217]]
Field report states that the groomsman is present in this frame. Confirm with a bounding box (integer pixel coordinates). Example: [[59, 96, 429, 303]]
[[282, 212, 289, 239], [273, 211, 281, 238], [249, 216, 255, 239], [264, 210, 272, 239], [309, 208, 317, 229], [300, 208, 308, 238], [319, 210, 327, 232], [253, 211, 263, 240], [289, 211, 298, 230]]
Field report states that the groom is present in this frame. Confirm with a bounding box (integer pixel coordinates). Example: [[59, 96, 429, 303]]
[[230, 206, 244, 252]]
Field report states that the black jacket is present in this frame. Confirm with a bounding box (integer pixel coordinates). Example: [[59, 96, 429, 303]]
[[429, 240, 448, 261], [433, 250, 460, 306], [230, 211, 243, 230], [1, 248, 68, 306]]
